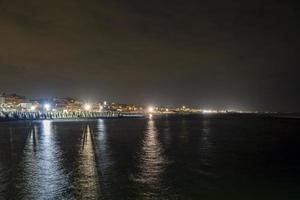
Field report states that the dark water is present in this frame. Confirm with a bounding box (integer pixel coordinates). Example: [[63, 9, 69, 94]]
[[1, 114, 300, 200]]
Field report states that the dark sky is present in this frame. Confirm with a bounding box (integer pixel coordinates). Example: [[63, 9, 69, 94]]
[[0, 0, 299, 111]]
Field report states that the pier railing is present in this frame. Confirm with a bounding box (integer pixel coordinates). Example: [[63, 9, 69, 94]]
[[0, 111, 143, 120]]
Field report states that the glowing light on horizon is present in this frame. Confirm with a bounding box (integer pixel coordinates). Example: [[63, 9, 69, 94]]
[[44, 104, 51, 111], [202, 109, 217, 114], [30, 105, 36, 111], [148, 106, 154, 113], [84, 104, 91, 111]]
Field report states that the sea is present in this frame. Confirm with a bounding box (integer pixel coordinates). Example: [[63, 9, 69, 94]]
[[0, 114, 300, 200]]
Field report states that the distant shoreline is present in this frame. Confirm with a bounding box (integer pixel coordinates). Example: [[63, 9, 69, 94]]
[[0, 115, 146, 123]]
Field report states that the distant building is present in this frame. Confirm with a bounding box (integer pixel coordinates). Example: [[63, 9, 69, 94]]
[[19, 103, 34, 110], [53, 97, 82, 112], [5, 94, 26, 105], [106, 102, 144, 113]]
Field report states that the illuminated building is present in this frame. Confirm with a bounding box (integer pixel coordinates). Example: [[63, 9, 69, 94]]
[[4, 94, 26, 106]]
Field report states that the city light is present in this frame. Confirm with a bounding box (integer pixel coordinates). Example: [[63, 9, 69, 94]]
[[84, 104, 91, 111], [202, 109, 217, 114], [1, 92, 270, 121], [44, 104, 51, 111], [30, 105, 36, 111], [148, 106, 154, 113]]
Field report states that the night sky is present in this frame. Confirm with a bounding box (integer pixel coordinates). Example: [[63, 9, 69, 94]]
[[0, 0, 299, 111]]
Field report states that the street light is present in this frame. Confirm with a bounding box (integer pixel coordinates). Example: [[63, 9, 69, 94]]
[[44, 104, 51, 111], [148, 106, 154, 113], [30, 105, 36, 111], [84, 104, 91, 111]]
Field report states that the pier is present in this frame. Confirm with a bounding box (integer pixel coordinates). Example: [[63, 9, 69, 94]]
[[0, 111, 145, 121]]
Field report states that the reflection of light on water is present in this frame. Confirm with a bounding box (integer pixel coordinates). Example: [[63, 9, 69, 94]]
[[98, 119, 106, 142], [163, 119, 171, 145], [22, 120, 70, 199], [137, 118, 167, 198], [97, 119, 112, 172], [199, 118, 212, 166], [43, 120, 51, 136], [95, 119, 113, 197], [76, 124, 99, 199]]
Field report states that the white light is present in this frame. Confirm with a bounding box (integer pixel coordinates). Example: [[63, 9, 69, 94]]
[[84, 104, 91, 111], [30, 105, 36, 111], [166, 108, 169, 112], [149, 114, 153, 118], [148, 106, 154, 113], [44, 104, 51, 111], [104, 101, 107, 106], [99, 105, 103, 111], [203, 109, 217, 114]]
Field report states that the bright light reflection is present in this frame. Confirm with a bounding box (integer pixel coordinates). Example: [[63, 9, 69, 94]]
[[43, 120, 52, 135], [78, 124, 99, 198], [96, 119, 113, 194], [136, 118, 166, 195], [22, 120, 69, 199]]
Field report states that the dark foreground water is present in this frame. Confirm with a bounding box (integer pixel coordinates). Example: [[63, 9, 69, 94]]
[[0, 114, 300, 200]]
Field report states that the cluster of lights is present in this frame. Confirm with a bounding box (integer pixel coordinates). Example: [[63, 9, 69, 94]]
[[42, 102, 100, 112], [202, 109, 218, 114], [147, 106, 170, 113]]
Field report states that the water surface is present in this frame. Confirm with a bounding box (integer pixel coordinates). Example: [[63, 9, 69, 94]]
[[0, 114, 300, 199]]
